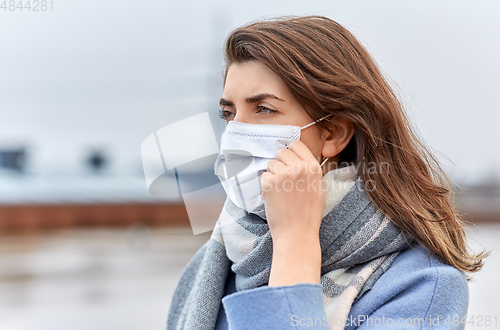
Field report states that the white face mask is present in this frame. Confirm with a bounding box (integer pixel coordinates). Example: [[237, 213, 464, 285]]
[[213, 114, 332, 219]]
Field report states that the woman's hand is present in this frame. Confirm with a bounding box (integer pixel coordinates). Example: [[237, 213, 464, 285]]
[[261, 140, 325, 286]]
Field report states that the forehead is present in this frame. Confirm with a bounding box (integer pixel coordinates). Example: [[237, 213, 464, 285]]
[[223, 61, 291, 99]]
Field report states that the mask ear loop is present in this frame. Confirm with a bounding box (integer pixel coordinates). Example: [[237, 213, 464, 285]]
[[320, 157, 329, 167], [300, 113, 333, 130]]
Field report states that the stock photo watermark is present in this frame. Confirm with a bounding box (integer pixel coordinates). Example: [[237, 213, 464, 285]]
[[1, 0, 53, 11], [291, 314, 499, 328], [261, 158, 389, 194], [141, 112, 391, 234]]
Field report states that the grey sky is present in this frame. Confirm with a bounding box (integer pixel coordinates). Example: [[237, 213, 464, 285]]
[[1, 0, 499, 184]]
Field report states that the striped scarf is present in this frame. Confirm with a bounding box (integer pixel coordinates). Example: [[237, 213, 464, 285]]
[[167, 165, 410, 330]]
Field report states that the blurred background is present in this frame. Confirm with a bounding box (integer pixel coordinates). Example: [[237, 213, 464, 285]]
[[0, 0, 499, 329]]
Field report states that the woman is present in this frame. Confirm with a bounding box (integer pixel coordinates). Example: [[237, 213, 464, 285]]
[[167, 16, 487, 330]]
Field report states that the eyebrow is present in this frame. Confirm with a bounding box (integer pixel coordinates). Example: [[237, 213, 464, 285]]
[[219, 93, 284, 107]]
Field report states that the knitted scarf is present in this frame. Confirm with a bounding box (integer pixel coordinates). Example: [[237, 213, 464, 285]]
[[167, 165, 410, 330]]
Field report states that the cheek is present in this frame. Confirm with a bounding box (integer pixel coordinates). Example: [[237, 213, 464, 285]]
[[299, 130, 323, 160]]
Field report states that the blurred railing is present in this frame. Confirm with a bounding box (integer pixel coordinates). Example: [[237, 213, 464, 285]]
[[454, 179, 500, 223], [0, 172, 193, 234]]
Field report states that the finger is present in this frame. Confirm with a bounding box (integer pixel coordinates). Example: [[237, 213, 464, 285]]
[[267, 159, 287, 174], [276, 147, 301, 166], [260, 171, 274, 192], [288, 140, 317, 162]]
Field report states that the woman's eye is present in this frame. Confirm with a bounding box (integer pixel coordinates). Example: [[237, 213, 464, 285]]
[[257, 106, 278, 115], [218, 108, 235, 121]]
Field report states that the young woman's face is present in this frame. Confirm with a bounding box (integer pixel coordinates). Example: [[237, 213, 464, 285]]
[[220, 60, 327, 163]]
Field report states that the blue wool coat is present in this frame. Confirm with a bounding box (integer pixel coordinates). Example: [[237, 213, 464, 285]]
[[214, 244, 468, 329]]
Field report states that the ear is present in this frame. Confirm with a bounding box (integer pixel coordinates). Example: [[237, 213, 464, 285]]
[[321, 117, 355, 159]]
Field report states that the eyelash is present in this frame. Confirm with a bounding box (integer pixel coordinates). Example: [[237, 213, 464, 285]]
[[218, 106, 278, 121], [218, 108, 233, 120], [256, 106, 278, 115]]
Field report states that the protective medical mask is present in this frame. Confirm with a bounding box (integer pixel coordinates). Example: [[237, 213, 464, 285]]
[[213, 114, 332, 219]]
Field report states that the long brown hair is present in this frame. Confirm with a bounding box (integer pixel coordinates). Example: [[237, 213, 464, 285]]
[[223, 15, 487, 278]]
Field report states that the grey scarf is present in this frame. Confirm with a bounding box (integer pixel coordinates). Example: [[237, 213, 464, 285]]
[[167, 176, 410, 330]]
